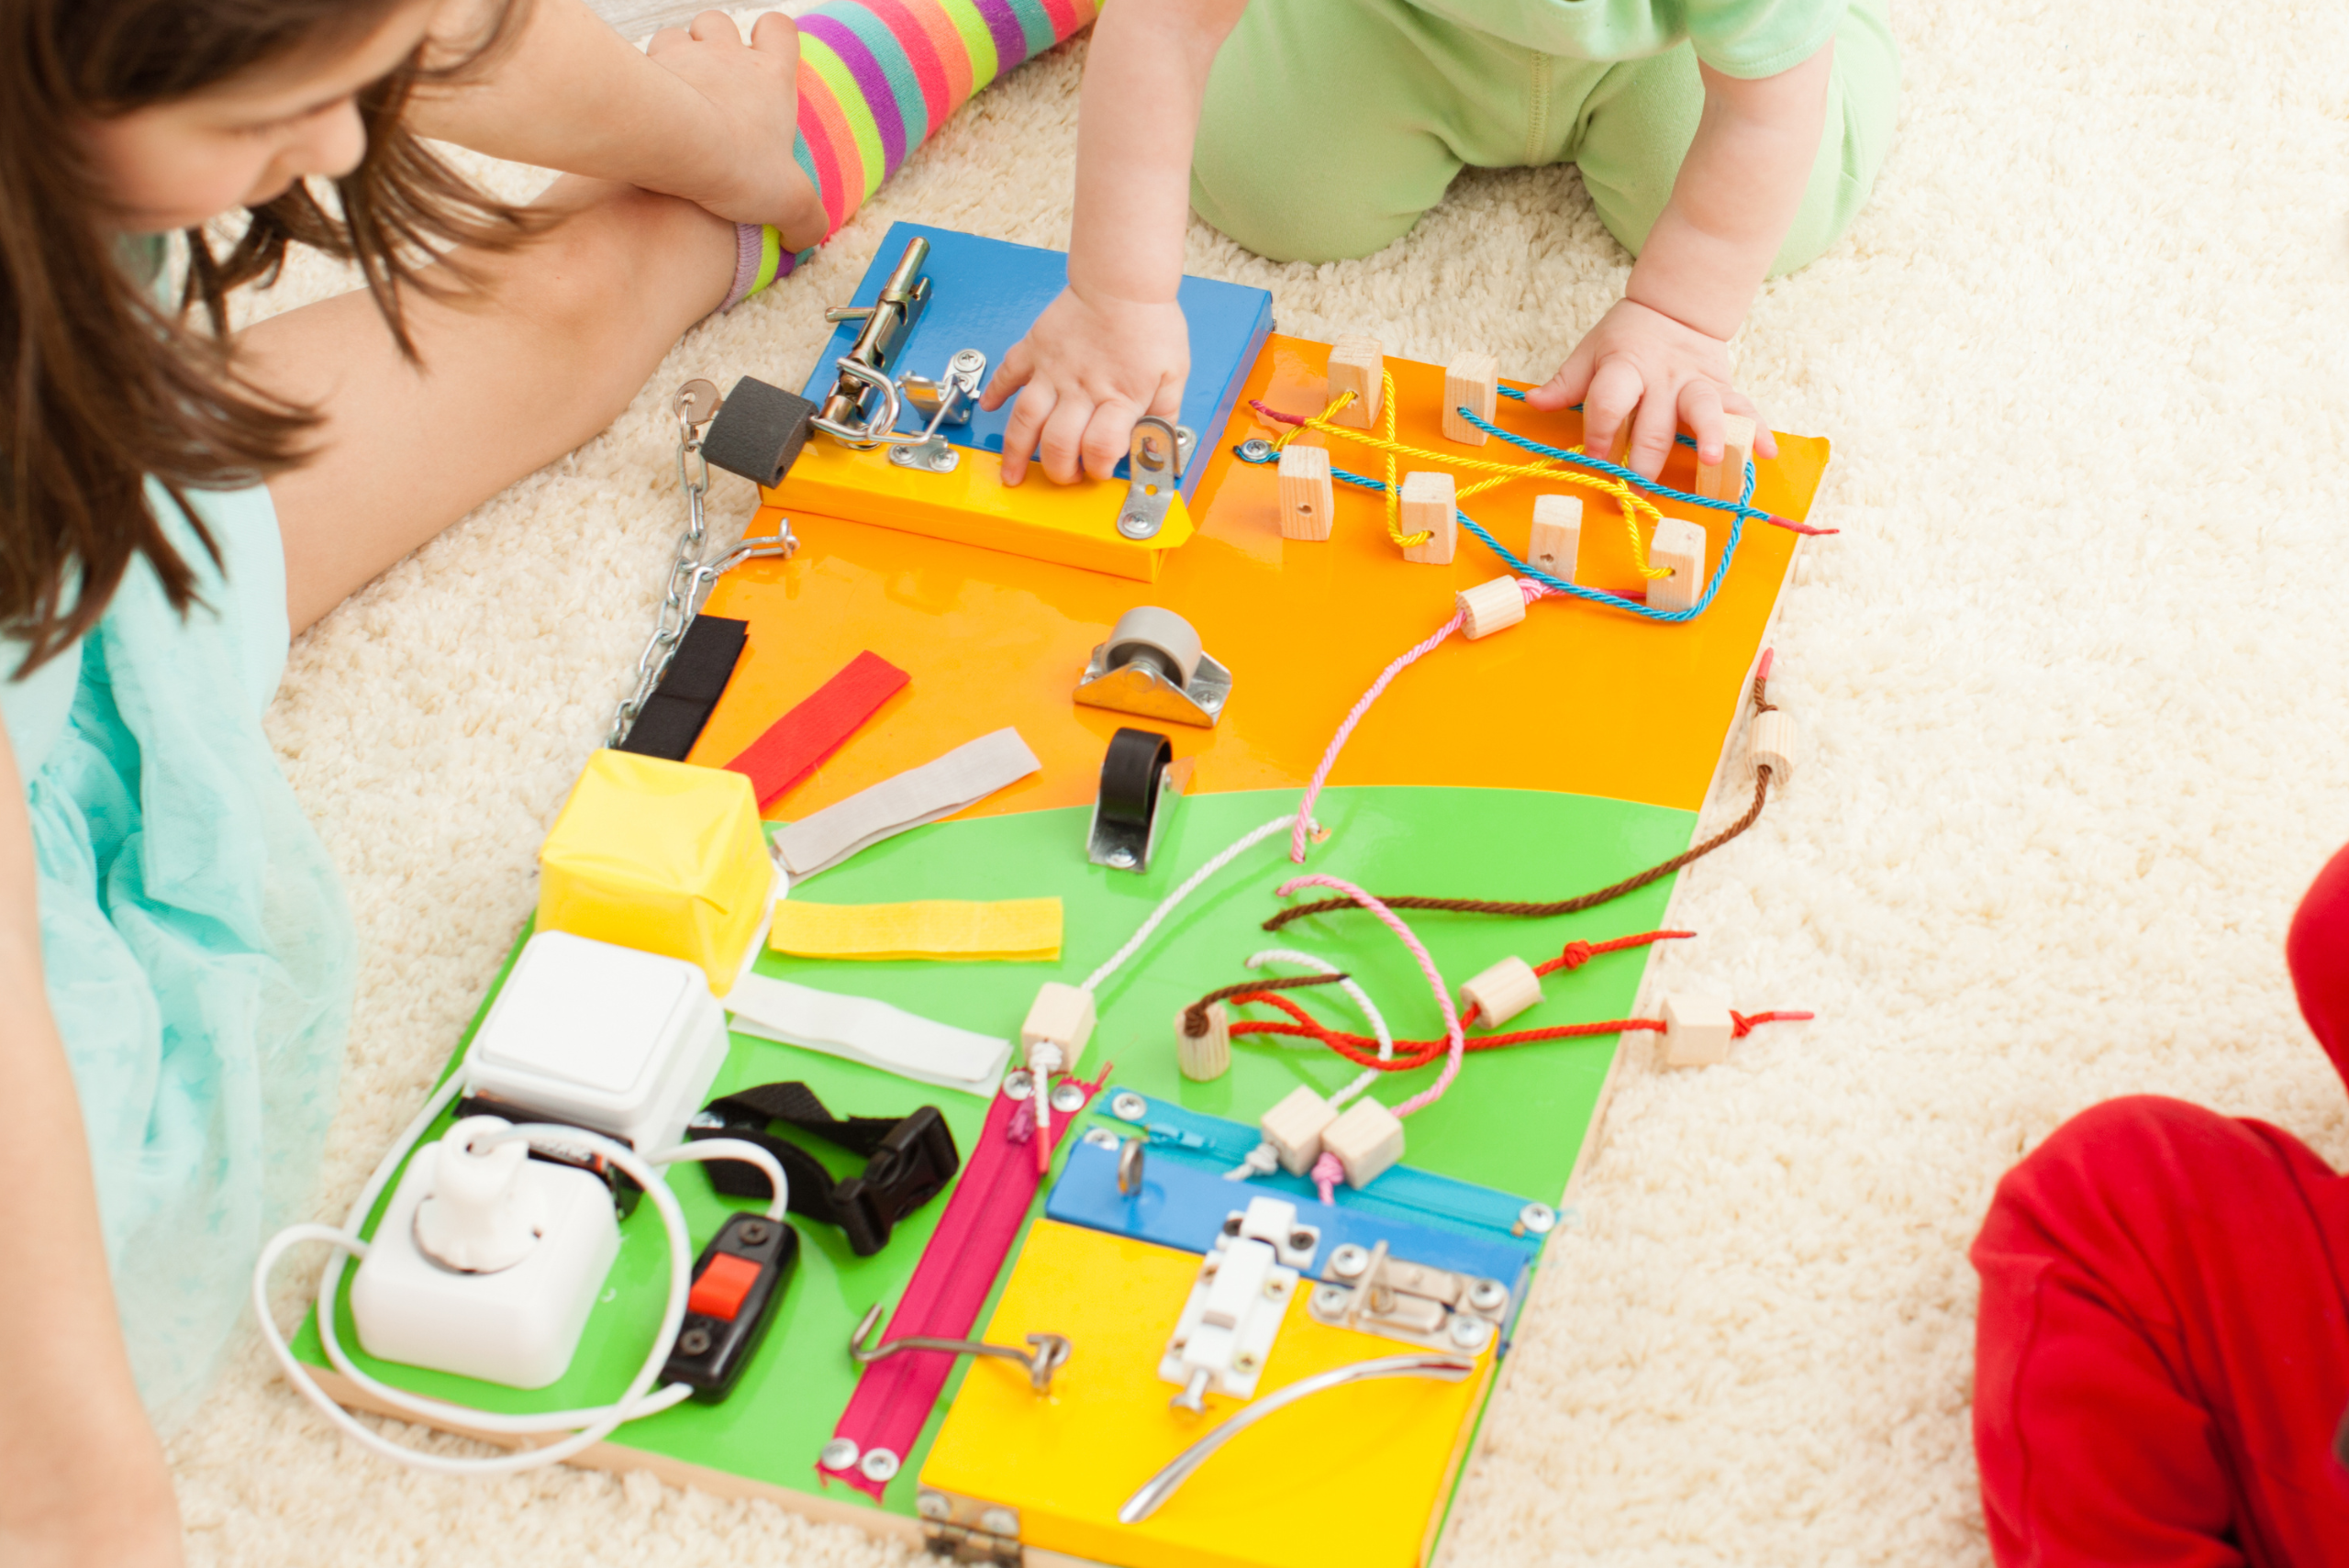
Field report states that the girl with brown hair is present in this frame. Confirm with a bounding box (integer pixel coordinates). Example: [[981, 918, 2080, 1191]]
[[0, 0, 1088, 1559]]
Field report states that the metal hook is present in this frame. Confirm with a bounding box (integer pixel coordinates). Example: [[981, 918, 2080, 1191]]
[[850, 1303, 1072, 1395]]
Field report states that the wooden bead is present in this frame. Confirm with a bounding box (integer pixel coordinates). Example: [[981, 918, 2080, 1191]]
[[1455, 578, 1527, 640], [1528, 495, 1582, 583], [1660, 993, 1734, 1069], [1326, 337, 1384, 429], [1323, 1099, 1405, 1188], [1644, 517, 1708, 612], [1442, 353, 1498, 446], [1261, 1085, 1337, 1176], [1399, 471, 1457, 565], [1276, 443, 1334, 541], [1747, 709, 1796, 789], [1459, 955, 1543, 1028], [1020, 981, 1096, 1069], [1175, 1001, 1231, 1082], [1695, 414, 1757, 502]]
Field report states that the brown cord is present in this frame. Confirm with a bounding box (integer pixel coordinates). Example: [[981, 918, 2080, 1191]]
[[1180, 972, 1348, 1037], [1264, 668, 1781, 935]]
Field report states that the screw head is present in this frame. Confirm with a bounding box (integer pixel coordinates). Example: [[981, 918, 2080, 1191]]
[[1117, 508, 1158, 540], [1081, 1127, 1120, 1151], [1221, 1213, 1243, 1237], [1002, 1068, 1034, 1101], [1329, 1244, 1370, 1280], [1238, 438, 1275, 462], [1518, 1202, 1558, 1236], [1234, 1352, 1256, 1371], [1105, 846, 1137, 868], [1468, 1279, 1509, 1313], [1288, 1229, 1318, 1254], [821, 1439, 861, 1473], [1110, 1092, 1149, 1122], [980, 1507, 1019, 1537], [1050, 1080, 1085, 1114], [687, 1109, 728, 1131], [861, 1448, 901, 1483], [1264, 1278, 1286, 1297], [736, 1221, 771, 1247], [1449, 1316, 1495, 1351], [678, 1328, 712, 1356], [916, 1488, 951, 1519], [1313, 1285, 1349, 1314]]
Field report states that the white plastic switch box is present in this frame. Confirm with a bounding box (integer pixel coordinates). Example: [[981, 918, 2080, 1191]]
[[351, 1127, 620, 1388], [464, 930, 730, 1155]]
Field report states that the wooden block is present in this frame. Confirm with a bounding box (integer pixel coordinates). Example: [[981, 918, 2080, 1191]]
[[1644, 517, 1708, 613], [1326, 336, 1384, 429], [1746, 709, 1796, 789], [1695, 415, 1757, 502], [1021, 981, 1096, 1068], [1455, 578, 1526, 640], [1527, 495, 1582, 583], [1660, 993, 1735, 1069], [1459, 955, 1543, 1029], [1442, 354, 1498, 446], [1399, 471, 1457, 565], [1323, 1098, 1405, 1188], [1175, 1000, 1231, 1082], [1276, 444, 1334, 542], [1261, 1085, 1337, 1176]]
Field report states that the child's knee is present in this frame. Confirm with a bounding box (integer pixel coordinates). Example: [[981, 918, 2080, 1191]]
[[1187, 161, 1421, 266]]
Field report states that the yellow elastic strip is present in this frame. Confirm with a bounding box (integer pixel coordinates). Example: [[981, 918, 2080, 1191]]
[[768, 897, 1063, 962]]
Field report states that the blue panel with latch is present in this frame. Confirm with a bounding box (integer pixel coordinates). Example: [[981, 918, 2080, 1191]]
[[797, 222, 1274, 501], [1047, 1128, 1544, 1294]]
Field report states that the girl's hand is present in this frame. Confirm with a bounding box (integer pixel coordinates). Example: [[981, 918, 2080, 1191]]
[[642, 12, 825, 249], [1525, 296, 1779, 481], [984, 287, 1190, 486]]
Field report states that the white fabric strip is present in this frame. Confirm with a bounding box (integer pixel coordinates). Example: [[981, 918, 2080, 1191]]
[[776, 727, 1041, 878], [720, 973, 1011, 1095]]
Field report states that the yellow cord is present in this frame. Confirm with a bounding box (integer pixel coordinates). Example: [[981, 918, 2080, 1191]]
[[1280, 386, 1672, 578]]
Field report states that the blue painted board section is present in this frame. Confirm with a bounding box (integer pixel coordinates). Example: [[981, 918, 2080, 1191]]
[[1048, 1140, 1538, 1295], [1085, 1088, 1546, 1251], [798, 222, 1275, 502]]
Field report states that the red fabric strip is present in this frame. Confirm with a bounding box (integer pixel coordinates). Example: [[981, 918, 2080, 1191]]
[[725, 650, 909, 807]]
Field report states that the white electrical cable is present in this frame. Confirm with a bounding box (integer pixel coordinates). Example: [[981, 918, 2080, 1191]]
[[1082, 815, 1305, 995], [1245, 948, 1396, 1108], [253, 1089, 785, 1473]]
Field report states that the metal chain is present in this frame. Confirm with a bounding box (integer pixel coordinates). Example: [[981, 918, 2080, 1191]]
[[606, 384, 798, 749]]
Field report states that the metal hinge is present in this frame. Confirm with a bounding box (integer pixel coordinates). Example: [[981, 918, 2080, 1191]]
[[918, 1488, 1021, 1564]]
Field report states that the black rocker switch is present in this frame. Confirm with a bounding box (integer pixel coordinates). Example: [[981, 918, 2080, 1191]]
[[700, 376, 818, 488], [661, 1211, 799, 1401]]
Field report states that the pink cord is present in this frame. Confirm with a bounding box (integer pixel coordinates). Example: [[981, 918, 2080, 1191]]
[[1310, 1151, 1345, 1205], [1290, 613, 1463, 862], [1273, 873, 1464, 1117]]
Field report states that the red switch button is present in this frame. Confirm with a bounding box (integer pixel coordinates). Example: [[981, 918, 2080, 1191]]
[[686, 1252, 763, 1322]]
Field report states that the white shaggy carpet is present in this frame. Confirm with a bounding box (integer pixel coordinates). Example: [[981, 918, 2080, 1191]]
[[171, 2, 2349, 1562]]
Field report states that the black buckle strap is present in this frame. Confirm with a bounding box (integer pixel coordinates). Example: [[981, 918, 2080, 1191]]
[[687, 1083, 959, 1257]]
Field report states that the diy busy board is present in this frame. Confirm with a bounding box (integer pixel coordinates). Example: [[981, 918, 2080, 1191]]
[[290, 222, 1829, 1567]]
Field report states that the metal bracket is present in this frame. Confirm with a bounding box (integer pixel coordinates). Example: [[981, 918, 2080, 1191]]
[[916, 1489, 1021, 1565], [813, 236, 934, 447], [1087, 728, 1177, 873], [1074, 606, 1231, 729], [1305, 1240, 1511, 1354], [1115, 417, 1197, 539], [850, 1303, 1072, 1395], [889, 349, 989, 474]]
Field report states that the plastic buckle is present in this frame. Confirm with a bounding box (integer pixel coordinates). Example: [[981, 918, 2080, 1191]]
[[831, 1106, 960, 1256]]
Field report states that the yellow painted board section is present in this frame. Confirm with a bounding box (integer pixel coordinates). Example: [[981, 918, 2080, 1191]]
[[767, 437, 1194, 582], [697, 337, 1827, 825], [920, 1220, 1496, 1568]]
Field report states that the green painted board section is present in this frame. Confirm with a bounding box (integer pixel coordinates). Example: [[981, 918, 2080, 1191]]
[[295, 783, 1690, 1523]]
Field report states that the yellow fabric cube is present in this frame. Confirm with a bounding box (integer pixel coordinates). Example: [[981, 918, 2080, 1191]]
[[538, 751, 773, 991]]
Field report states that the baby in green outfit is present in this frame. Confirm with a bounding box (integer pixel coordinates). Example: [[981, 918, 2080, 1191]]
[[985, 0, 1898, 484]]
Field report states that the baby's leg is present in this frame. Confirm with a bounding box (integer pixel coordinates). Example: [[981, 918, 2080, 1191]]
[[1188, 0, 1531, 264], [1570, 0, 1898, 275], [1969, 1095, 2349, 1566]]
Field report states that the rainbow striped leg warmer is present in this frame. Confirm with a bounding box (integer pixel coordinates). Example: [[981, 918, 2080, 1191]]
[[721, 0, 1101, 311]]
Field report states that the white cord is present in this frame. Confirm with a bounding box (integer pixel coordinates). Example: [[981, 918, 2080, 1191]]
[[251, 1089, 776, 1473], [1246, 948, 1394, 1107], [1082, 816, 1303, 995]]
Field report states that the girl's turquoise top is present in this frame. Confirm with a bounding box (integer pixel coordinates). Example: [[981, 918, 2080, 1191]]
[[1, 473, 355, 1434]]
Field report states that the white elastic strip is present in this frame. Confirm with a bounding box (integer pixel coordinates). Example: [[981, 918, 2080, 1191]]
[[721, 973, 1012, 1095], [776, 728, 1041, 878]]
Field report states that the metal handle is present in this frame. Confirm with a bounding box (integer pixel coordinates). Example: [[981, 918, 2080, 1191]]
[[810, 357, 928, 449], [850, 1303, 1073, 1394], [1118, 1353, 1475, 1524]]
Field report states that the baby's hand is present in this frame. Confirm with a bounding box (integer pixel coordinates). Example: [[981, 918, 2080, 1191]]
[[645, 12, 825, 250], [1524, 298, 1778, 481], [984, 287, 1189, 485]]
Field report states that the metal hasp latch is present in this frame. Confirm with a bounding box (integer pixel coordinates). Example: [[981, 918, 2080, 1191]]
[[1119, 1352, 1477, 1525], [848, 1303, 1072, 1394], [1088, 727, 1177, 874], [887, 348, 988, 474], [915, 1489, 1023, 1566], [812, 236, 935, 447], [1158, 1195, 1313, 1412], [1306, 1239, 1513, 1355], [1116, 416, 1197, 539], [1074, 605, 1231, 728]]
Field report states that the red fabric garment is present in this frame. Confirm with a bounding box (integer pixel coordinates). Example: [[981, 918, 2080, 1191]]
[[1971, 844, 2349, 1565]]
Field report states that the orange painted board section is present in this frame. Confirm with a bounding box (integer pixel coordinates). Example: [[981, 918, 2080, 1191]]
[[690, 336, 1828, 820]]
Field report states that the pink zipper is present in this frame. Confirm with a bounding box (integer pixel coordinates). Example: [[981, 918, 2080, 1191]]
[[818, 1069, 1103, 1499]]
